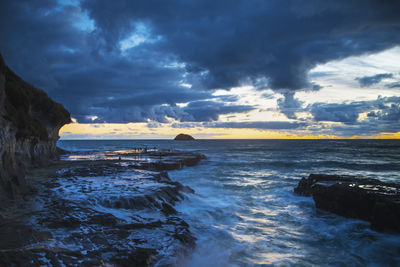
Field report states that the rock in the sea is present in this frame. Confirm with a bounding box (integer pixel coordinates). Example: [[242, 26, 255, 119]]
[[174, 133, 195, 140], [294, 174, 400, 233], [0, 54, 70, 199]]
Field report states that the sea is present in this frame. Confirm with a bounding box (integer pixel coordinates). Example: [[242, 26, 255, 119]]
[[58, 139, 400, 266]]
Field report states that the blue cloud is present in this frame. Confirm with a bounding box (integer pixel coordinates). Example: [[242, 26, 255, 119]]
[[182, 101, 255, 122], [1, 0, 400, 126], [277, 92, 303, 119], [206, 121, 306, 130], [387, 82, 400, 88], [355, 73, 393, 87], [309, 102, 369, 124], [309, 96, 400, 126]]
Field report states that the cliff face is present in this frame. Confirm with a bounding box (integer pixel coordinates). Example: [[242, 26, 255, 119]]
[[0, 54, 70, 199]]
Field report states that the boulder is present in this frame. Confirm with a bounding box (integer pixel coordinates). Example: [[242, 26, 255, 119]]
[[174, 133, 195, 140], [294, 174, 400, 233]]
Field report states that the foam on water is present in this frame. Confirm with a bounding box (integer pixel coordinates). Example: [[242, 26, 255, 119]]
[[58, 140, 400, 266]]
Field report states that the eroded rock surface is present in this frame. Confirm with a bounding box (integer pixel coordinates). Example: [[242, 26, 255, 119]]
[[294, 174, 400, 233], [0, 149, 204, 266]]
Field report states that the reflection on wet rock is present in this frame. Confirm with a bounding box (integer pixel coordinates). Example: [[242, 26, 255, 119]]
[[0, 149, 204, 266]]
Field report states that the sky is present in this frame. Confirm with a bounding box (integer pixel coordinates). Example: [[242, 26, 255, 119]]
[[1, 0, 400, 139]]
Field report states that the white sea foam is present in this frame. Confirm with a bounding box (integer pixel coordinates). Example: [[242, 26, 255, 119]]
[[58, 139, 400, 266]]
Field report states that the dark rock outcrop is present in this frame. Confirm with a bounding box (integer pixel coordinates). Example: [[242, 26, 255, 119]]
[[0, 54, 70, 199], [174, 133, 195, 140], [294, 174, 400, 233], [0, 149, 204, 266]]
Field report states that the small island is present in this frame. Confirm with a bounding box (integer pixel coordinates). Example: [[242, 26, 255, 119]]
[[174, 133, 195, 140]]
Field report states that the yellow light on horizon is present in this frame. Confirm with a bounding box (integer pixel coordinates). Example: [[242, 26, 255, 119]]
[[60, 121, 342, 139]]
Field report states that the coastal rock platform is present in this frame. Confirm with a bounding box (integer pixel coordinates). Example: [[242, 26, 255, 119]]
[[294, 174, 400, 233], [0, 149, 205, 266]]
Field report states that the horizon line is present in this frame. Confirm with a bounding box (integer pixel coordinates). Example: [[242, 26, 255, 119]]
[[58, 138, 400, 141]]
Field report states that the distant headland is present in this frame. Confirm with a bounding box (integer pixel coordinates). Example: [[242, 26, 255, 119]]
[[174, 133, 195, 140]]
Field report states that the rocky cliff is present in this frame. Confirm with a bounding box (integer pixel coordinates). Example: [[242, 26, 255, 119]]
[[0, 54, 70, 199]]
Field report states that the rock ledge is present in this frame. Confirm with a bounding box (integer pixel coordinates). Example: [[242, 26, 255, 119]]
[[294, 174, 400, 233]]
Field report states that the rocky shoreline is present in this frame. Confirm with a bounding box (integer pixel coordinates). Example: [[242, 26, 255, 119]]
[[0, 53, 208, 266], [294, 174, 400, 233], [0, 149, 205, 266]]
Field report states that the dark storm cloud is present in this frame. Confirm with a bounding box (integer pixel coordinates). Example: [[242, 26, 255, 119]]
[[355, 73, 393, 87], [326, 118, 400, 137], [305, 97, 400, 137], [277, 92, 304, 119], [369, 102, 400, 121], [206, 121, 306, 130], [94, 90, 210, 108], [0, 0, 221, 123], [309, 96, 400, 125], [1, 0, 400, 127], [82, 0, 400, 91], [387, 82, 400, 88], [182, 101, 255, 122], [78, 100, 253, 123], [309, 102, 370, 124]]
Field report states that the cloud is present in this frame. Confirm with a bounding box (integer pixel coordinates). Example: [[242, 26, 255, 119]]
[[1, 0, 400, 125], [309, 101, 370, 123], [309, 96, 400, 127], [206, 121, 306, 130], [181, 101, 255, 122], [277, 91, 303, 119], [386, 82, 400, 88], [0, 1, 215, 123], [371, 102, 400, 121], [171, 122, 201, 128], [83, 0, 400, 90], [328, 118, 400, 137], [355, 73, 393, 87]]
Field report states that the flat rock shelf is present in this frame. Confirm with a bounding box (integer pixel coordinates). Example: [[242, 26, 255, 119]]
[[294, 174, 400, 233], [0, 149, 205, 266]]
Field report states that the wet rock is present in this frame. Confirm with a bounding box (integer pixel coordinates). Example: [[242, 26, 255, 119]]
[[293, 177, 314, 196], [111, 247, 157, 267], [34, 231, 53, 242], [45, 216, 81, 229], [168, 217, 196, 248], [0, 221, 35, 249], [121, 220, 163, 230], [0, 148, 204, 265], [161, 203, 178, 216], [294, 174, 400, 233], [88, 214, 119, 226], [180, 185, 195, 194]]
